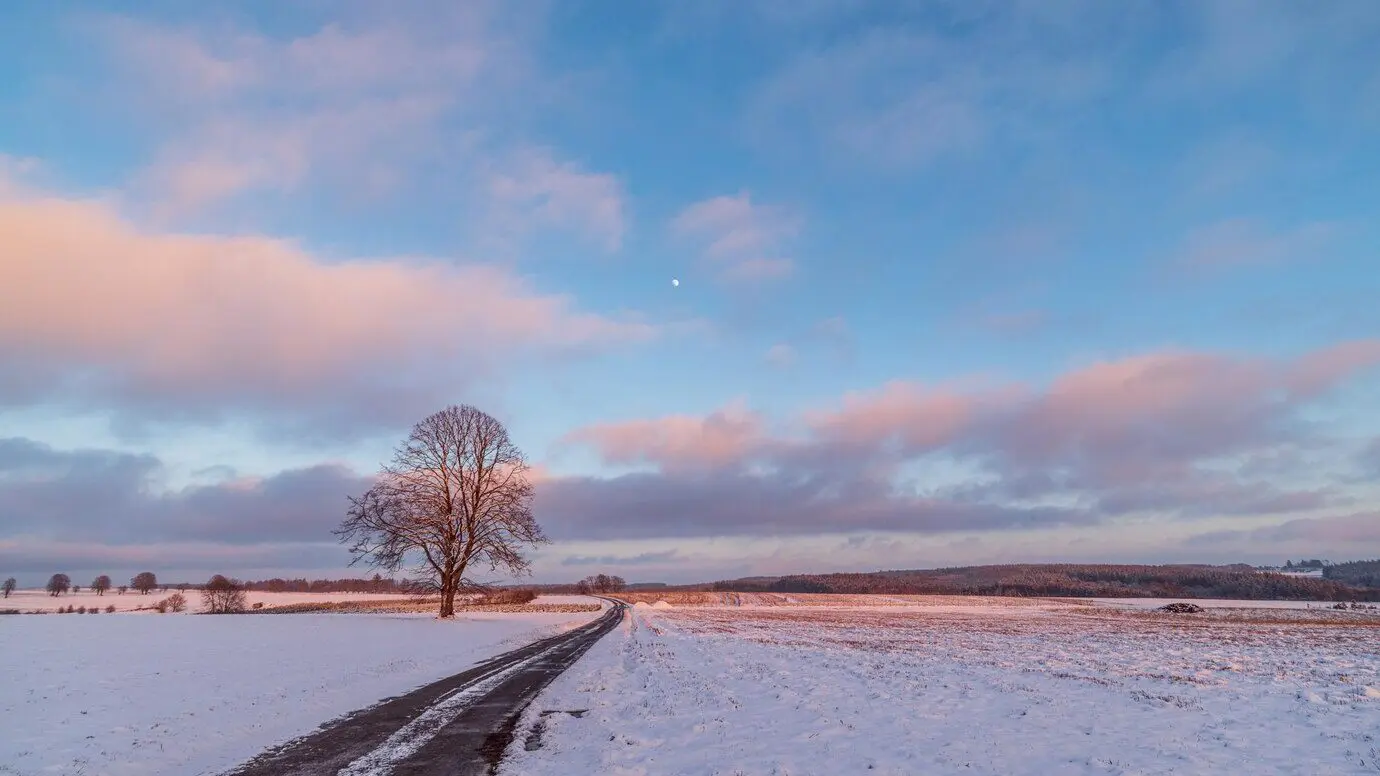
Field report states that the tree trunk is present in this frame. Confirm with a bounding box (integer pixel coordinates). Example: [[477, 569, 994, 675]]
[[438, 576, 456, 618]]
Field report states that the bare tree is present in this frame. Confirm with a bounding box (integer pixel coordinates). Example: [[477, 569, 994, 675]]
[[337, 405, 549, 618], [92, 576, 111, 596], [577, 574, 627, 594], [201, 575, 246, 614], [117, 585, 127, 595], [3, 577, 16, 598], [131, 572, 157, 595], [46, 574, 71, 596]]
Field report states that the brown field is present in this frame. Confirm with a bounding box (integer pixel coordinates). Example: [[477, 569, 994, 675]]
[[658, 601, 1380, 654], [614, 591, 1067, 608], [260, 598, 601, 614]]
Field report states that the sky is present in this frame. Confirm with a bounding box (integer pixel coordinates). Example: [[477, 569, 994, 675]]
[[2, 0, 1379, 588]]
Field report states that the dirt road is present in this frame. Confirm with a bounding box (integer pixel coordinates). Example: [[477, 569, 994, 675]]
[[222, 601, 624, 776]]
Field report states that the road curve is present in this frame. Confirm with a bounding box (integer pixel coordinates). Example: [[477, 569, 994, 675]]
[[222, 600, 625, 776]]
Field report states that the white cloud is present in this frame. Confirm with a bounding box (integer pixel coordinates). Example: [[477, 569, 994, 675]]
[[488, 148, 628, 253], [1172, 218, 1338, 273], [672, 192, 800, 282]]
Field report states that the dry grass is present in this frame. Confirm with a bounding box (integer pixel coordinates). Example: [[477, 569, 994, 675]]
[[259, 597, 600, 614], [656, 602, 1380, 656], [613, 591, 1059, 608], [1069, 606, 1380, 628]]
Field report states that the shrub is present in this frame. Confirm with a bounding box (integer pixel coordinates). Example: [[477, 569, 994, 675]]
[[481, 588, 538, 605], [105, 605, 115, 613], [65, 605, 75, 613], [252, 602, 265, 610], [154, 599, 168, 613], [89, 607, 99, 614], [166, 593, 187, 613], [77, 606, 87, 614], [201, 575, 247, 614]]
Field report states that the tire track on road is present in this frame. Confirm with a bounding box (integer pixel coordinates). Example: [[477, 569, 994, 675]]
[[223, 601, 624, 776]]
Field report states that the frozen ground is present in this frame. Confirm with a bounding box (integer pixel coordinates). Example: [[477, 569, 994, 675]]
[[503, 597, 1380, 776], [0, 596, 605, 776], [3, 588, 427, 614], [1085, 597, 1366, 611]]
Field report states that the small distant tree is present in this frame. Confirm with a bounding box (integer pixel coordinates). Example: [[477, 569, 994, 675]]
[[46, 574, 71, 596], [72, 585, 80, 594], [117, 585, 127, 595], [201, 575, 247, 614], [92, 576, 111, 596], [132, 572, 157, 594], [3, 578, 16, 598], [337, 405, 549, 618], [577, 574, 627, 594]]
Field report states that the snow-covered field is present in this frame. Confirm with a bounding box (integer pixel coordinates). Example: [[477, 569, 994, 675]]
[[504, 597, 1380, 775], [0, 596, 606, 776], [2, 588, 425, 614], [1086, 597, 1364, 610]]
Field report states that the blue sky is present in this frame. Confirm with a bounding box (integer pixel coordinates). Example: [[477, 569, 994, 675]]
[[1, 0, 1378, 586]]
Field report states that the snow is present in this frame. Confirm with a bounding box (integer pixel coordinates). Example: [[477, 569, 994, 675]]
[[1085, 597, 1355, 611], [2, 589, 426, 614], [503, 598, 1380, 775], [0, 596, 605, 776]]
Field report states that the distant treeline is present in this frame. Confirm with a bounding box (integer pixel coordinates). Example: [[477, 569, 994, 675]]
[[1324, 559, 1380, 588], [702, 563, 1380, 601], [238, 576, 422, 593]]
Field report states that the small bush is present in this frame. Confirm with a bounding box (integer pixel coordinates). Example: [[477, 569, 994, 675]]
[[89, 607, 99, 614], [65, 605, 75, 614], [166, 593, 187, 612], [252, 602, 265, 610], [481, 588, 538, 605], [77, 606, 87, 614], [154, 599, 168, 613], [105, 605, 115, 613]]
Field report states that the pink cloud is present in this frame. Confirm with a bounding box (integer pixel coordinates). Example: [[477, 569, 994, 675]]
[[1287, 340, 1380, 398], [803, 381, 980, 454], [561, 341, 1380, 526], [488, 148, 627, 252], [671, 192, 800, 283], [0, 185, 655, 423], [562, 400, 765, 472]]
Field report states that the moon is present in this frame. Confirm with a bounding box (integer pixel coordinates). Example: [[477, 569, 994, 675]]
[[672, 278, 680, 287]]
